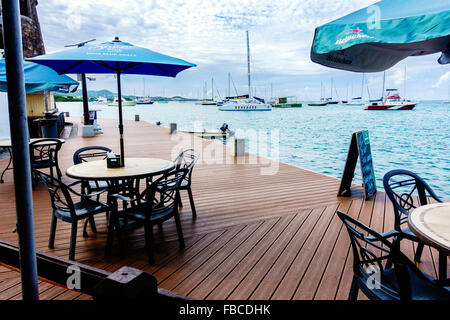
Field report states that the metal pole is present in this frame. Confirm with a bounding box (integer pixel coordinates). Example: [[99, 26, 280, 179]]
[[81, 73, 90, 125], [1, 0, 39, 300], [246, 30, 251, 98], [116, 68, 125, 167]]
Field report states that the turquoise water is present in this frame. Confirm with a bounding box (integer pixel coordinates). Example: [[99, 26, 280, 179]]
[[58, 101, 450, 198]]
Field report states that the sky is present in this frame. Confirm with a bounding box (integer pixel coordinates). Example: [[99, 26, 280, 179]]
[[35, 0, 450, 100]]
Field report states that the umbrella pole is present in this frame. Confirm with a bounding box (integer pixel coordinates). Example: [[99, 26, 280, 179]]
[[116, 69, 125, 167], [81, 73, 90, 125], [1, 0, 39, 300]]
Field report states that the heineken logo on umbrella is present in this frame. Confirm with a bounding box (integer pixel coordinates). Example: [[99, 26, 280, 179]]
[[336, 27, 374, 45]]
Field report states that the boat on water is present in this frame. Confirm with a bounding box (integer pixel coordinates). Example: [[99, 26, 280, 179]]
[[201, 100, 217, 105], [308, 100, 328, 106], [347, 97, 365, 105], [180, 123, 235, 140], [271, 96, 302, 108], [94, 97, 107, 104], [325, 98, 339, 104], [308, 82, 328, 106], [108, 98, 137, 106], [136, 97, 154, 105], [219, 31, 272, 112], [364, 89, 416, 110]]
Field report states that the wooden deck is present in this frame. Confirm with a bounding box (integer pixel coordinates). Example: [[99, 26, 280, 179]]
[[0, 117, 447, 300]]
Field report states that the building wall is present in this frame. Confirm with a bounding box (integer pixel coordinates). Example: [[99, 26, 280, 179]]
[[0, 0, 45, 58]]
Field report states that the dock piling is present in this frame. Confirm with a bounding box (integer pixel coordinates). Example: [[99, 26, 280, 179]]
[[170, 123, 177, 134]]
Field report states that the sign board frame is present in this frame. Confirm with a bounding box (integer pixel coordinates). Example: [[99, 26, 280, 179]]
[[338, 130, 377, 200]]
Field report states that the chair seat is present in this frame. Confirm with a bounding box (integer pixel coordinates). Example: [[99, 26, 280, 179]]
[[119, 203, 176, 223], [54, 199, 109, 222], [88, 180, 109, 190], [32, 160, 57, 169], [381, 267, 450, 300]]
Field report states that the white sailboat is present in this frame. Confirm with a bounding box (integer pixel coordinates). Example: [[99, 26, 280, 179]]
[[219, 31, 272, 111], [308, 81, 328, 106], [347, 74, 365, 105]]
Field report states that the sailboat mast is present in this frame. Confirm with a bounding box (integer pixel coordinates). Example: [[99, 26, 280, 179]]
[[211, 78, 214, 101], [361, 73, 365, 99], [246, 30, 251, 98], [228, 72, 231, 97], [382, 71, 386, 99]]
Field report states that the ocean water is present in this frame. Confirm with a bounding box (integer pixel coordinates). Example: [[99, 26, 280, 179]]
[[57, 101, 450, 198]]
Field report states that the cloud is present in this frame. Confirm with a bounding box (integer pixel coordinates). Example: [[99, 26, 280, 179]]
[[33, 0, 448, 100], [433, 71, 450, 88]]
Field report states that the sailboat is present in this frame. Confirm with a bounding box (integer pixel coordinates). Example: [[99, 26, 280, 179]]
[[219, 31, 272, 111], [308, 82, 328, 106], [201, 79, 216, 105], [347, 74, 365, 105], [136, 78, 154, 104], [325, 78, 339, 104]]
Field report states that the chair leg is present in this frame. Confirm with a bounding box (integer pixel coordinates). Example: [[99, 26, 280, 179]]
[[144, 221, 155, 265], [187, 187, 197, 218], [106, 212, 115, 255], [177, 190, 183, 208], [69, 221, 78, 261], [348, 276, 359, 301], [438, 252, 447, 283], [414, 242, 424, 263], [48, 214, 57, 249], [89, 216, 97, 233], [174, 212, 185, 249]]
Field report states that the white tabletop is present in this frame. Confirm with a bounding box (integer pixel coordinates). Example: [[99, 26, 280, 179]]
[[408, 202, 450, 255], [66, 157, 174, 180]]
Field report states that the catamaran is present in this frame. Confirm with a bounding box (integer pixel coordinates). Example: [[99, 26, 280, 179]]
[[219, 31, 272, 111]]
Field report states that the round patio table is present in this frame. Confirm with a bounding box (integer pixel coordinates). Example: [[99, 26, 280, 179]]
[[0, 138, 65, 183], [66, 157, 174, 181], [66, 157, 175, 231], [408, 202, 450, 283]]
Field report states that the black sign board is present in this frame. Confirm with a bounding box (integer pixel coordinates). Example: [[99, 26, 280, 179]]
[[338, 130, 377, 200]]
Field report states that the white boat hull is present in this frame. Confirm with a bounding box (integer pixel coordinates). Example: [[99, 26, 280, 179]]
[[219, 103, 272, 111]]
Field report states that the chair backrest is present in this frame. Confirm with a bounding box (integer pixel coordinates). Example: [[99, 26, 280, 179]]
[[73, 146, 112, 165], [173, 148, 199, 186], [337, 211, 424, 300], [383, 169, 442, 231], [34, 170, 76, 218], [29, 138, 62, 165], [142, 168, 189, 216]]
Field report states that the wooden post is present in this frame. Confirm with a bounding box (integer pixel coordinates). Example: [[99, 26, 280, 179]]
[[233, 138, 245, 156], [135, 114, 140, 121], [169, 123, 177, 134]]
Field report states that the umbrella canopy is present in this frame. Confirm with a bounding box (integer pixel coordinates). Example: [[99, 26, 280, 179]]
[[28, 37, 196, 76], [311, 0, 450, 72], [0, 59, 79, 93], [29, 37, 196, 166]]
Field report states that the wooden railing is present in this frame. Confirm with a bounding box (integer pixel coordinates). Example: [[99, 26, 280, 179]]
[[0, 239, 192, 300]]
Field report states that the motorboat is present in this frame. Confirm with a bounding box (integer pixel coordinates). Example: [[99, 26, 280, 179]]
[[364, 89, 416, 110]]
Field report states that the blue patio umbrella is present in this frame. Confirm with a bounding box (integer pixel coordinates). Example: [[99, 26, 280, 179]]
[[0, 59, 79, 93], [311, 0, 450, 72], [28, 37, 196, 166]]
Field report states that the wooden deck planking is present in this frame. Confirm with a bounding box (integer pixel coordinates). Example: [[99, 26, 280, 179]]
[[0, 117, 447, 300]]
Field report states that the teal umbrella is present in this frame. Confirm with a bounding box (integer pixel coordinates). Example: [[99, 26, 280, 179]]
[[29, 37, 196, 166], [0, 59, 79, 93], [311, 0, 450, 72]]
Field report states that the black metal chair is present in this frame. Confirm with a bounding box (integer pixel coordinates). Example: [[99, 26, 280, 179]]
[[337, 211, 450, 300], [36, 170, 110, 261], [73, 146, 113, 195], [107, 168, 188, 264], [30, 138, 62, 187], [173, 148, 199, 218], [383, 169, 443, 264]]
